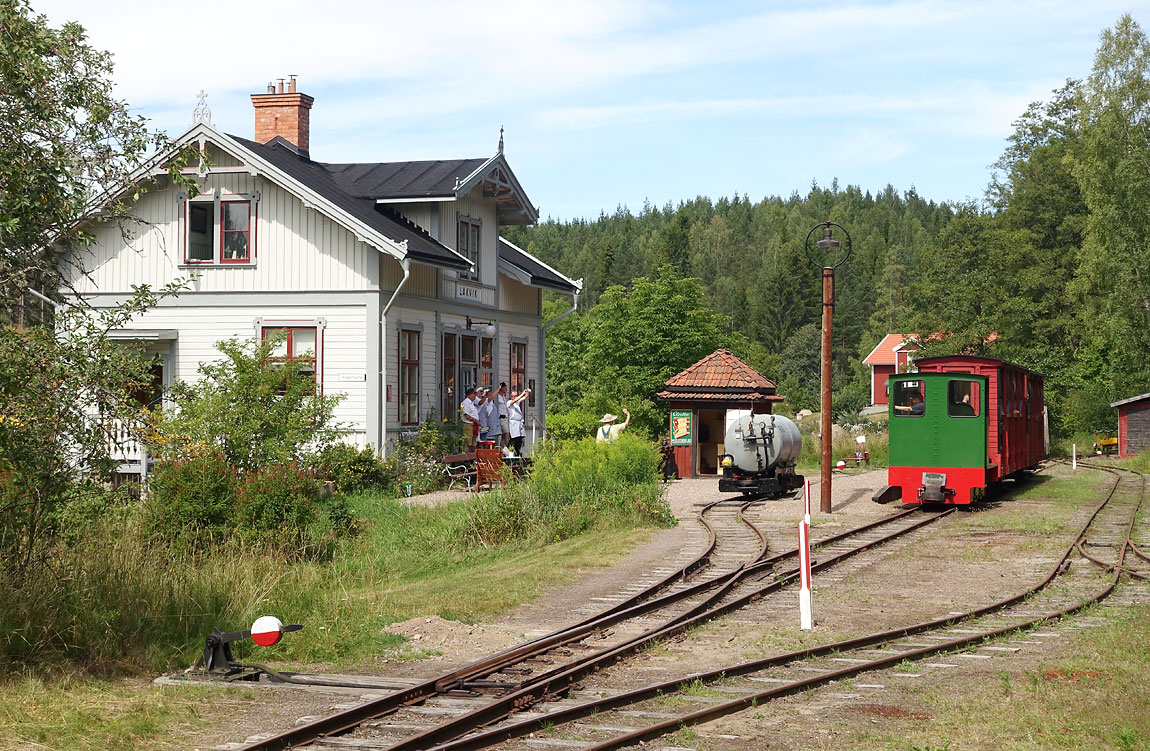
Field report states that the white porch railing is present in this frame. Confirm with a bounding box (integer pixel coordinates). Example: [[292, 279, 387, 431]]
[[103, 418, 149, 476]]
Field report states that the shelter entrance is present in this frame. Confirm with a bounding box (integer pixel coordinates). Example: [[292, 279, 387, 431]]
[[696, 409, 725, 475]]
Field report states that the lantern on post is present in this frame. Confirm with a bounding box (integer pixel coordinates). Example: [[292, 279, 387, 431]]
[[804, 221, 852, 514]]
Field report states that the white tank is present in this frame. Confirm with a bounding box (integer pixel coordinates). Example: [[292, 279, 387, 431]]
[[725, 413, 802, 473]]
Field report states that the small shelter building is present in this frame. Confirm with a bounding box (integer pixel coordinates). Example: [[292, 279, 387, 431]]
[[1110, 392, 1150, 458], [657, 349, 784, 478], [863, 334, 920, 406]]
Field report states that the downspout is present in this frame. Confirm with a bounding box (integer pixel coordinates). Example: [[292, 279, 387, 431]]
[[538, 280, 582, 436], [379, 257, 411, 457]]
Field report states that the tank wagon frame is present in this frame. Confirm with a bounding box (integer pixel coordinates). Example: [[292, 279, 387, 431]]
[[718, 413, 804, 497], [878, 355, 1047, 505]]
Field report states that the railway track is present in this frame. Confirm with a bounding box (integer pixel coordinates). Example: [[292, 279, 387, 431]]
[[357, 462, 1146, 751], [233, 496, 952, 750]]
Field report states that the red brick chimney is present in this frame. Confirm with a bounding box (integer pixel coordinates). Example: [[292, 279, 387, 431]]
[[251, 75, 314, 155]]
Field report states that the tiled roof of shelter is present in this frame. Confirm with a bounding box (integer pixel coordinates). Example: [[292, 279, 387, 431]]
[[657, 349, 784, 402]]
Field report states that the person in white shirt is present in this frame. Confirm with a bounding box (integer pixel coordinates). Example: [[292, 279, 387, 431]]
[[479, 388, 501, 445], [506, 388, 530, 455], [460, 387, 480, 450], [496, 382, 510, 448], [596, 408, 631, 443]]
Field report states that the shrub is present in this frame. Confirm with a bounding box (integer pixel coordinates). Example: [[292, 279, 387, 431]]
[[233, 463, 352, 556], [309, 443, 393, 493], [145, 453, 237, 542], [149, 335, 346, 471], [465, 434, 672, 546]]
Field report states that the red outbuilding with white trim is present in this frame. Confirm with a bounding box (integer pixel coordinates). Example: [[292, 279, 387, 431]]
[[1111, 392, 1150, 458]]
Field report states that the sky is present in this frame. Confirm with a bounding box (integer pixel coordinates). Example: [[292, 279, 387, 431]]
[[32, 0, 1150, 220]]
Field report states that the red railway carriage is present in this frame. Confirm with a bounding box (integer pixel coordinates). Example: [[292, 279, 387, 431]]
[[879, 355, 1047, 506]]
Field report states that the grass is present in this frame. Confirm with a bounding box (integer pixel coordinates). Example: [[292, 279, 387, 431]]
[[0, 673, 257, 751], [1, 437, 674, 749], [796, 429, 889, 471]]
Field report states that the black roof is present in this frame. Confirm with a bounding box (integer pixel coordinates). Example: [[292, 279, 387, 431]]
[[323, 159, 487, 199], [229, 135, 469, 270], [498, 238, 579, 294]]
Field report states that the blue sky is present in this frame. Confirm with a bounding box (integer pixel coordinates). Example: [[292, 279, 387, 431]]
[[35, 0, 1148, 220]]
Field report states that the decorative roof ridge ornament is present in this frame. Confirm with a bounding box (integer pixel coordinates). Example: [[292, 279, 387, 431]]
[[192, 90, 213, 127], [497, 125, 504, 154]]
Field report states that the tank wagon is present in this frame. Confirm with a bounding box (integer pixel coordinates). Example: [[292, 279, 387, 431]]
[[718, 413, 804, 497], [875, 355, 1046, 505]]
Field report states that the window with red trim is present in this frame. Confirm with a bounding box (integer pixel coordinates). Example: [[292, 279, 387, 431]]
[[184, 199, 254, 265], [510, 342, 526, 392], [441, 332, 456, 422], [222, 202, 251, 262], [262, 326, 318, 391], [399, 329, 420, 425]]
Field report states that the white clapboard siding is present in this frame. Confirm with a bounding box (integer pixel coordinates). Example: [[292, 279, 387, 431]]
[[104, 301, 370, 448], [68, 169, 377, 295], [381, 255, 438, 299], [499, 276, 541, 316]]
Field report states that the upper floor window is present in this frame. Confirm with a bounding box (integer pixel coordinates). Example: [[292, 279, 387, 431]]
[[185, 197, 255, 265], [457, 216, 480, 281]]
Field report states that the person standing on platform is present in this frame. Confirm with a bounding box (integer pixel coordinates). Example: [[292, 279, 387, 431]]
[[507, 387, 530, 455], [480, 388, 502, 446], [596, 408, 631, 443], [496, 382, 510, 448], [460, 387, 480, 451]]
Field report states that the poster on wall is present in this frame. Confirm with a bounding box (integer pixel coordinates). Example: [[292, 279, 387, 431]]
[[670, 410, 693, 446]]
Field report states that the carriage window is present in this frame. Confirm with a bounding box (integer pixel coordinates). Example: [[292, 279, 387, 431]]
[[948, 380, 980, 417], [893, 381, 925, 417]]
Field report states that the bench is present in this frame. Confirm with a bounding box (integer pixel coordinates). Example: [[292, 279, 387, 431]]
[[442, 452, 477, 490]]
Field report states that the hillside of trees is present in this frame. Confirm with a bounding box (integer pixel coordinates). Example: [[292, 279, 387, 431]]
[[506, 15, 1150, 440]]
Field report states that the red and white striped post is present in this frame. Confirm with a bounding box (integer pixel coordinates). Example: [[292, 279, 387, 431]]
[[798, 518, 813, 630], [799, 478, 813, 629]]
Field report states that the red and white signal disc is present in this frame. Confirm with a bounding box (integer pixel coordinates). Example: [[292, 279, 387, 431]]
[[251, 615, 284, 647]]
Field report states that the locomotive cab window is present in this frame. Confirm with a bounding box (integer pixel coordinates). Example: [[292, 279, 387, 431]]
[[893, 381, 925, 416], [947, 380, 980, 417]]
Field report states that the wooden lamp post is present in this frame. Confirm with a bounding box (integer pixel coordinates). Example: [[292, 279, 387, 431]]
[[804, 221, 852, 514]]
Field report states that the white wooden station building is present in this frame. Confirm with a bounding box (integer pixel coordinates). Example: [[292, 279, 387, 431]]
[[64, 78, 581, 474]]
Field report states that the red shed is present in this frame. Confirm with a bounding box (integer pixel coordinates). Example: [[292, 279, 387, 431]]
[[1111, 392, 1150, 458], [863, 334, 920, 406], [657, 349, 784, 478], [914, 355, 1047, 480]]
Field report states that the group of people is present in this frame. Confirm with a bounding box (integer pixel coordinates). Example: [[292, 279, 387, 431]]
[[460, 382, 530, 454]]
